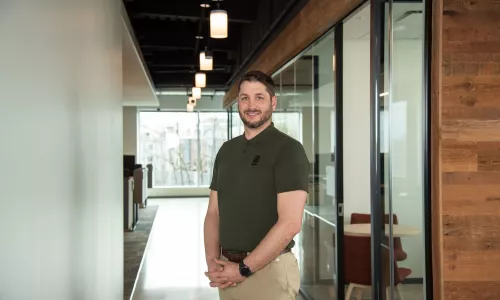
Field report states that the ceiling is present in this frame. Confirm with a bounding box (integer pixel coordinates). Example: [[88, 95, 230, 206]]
[[122, 0, 306, 92], [122, 12, 159, 107], [122, 15, 158, 107]]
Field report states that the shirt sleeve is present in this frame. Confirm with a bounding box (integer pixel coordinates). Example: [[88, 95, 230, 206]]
[[209, 144, 223, 191], [274, 140, 310, 194]]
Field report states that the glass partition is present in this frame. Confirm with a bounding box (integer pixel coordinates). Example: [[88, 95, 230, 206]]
[[342, 4, 373, 299], [383, 1, 427, 299], [275, 57, 318, 297], [224, 1, 430, 296], [372, 0, 428, 298], [271, 29, 340, 299]]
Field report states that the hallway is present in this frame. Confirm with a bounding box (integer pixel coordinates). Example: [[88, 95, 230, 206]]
[[131, 198, 218, 300], [131, 198, 306, 300]]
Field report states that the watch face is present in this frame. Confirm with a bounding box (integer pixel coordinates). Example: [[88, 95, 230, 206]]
[[239, 262, 252, 277]]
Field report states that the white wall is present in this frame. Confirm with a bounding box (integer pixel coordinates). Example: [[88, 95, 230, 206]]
[[123, 106, 137, 155], [0, 1, 123, 299], [343, 39, 372, 220]]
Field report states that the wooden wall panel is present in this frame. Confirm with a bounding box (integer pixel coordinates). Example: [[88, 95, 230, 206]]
[[222, 0, 364, 107], [431, 0, 444, 298], [434, 0, 500, 298]]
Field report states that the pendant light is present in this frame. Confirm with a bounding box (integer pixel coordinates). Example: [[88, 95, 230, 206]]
[[187, 95, 196, 112], [210, 9, 228, 39], [195, 72, 206, 88], [199, 51, 213, 71], [192, 87, 201, 99], [187, 97, 197, 107]]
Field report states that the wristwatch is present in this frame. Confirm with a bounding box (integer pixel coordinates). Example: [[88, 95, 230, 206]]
[[239, 261, 252, 277]]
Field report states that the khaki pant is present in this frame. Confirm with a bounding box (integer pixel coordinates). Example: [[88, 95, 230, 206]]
[[219, 252, 300, 300]]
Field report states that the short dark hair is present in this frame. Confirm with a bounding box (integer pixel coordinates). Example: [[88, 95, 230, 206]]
[[237, 70, 276, 98]]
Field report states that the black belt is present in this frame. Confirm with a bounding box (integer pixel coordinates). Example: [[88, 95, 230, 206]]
[[221, 248, 291, 263]]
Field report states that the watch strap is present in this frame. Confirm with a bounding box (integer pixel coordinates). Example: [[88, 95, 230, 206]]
[[239, 261, 252, 277]]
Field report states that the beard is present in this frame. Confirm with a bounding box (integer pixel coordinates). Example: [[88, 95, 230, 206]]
[[239, 105, 273, 129]]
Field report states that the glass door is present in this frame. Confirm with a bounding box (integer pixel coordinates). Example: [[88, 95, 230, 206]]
[[310, 29, 342, 300], [369, 0, 394, 298], [272, 27, 341, 300], [383, 1, 429, 299]]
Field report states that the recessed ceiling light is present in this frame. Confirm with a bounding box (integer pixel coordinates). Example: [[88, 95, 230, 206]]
[[195, 36, 204, 39], [200, 3, 210, 8]]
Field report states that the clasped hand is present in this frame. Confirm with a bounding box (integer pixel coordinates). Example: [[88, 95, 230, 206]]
[[205, 258, 245, 289]]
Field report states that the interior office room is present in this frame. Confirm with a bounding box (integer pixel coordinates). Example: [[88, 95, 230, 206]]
[[1, 0, 499, 300]]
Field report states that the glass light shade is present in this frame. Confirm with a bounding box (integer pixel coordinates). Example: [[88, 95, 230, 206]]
[[210, 10, 228, 39], [188, 97, 197, 106], [187, 103, 194, 112], [200, 52, 213, 71], [192, 87, 201, 99], [195, 72, 206, 88], [203, 57, 213, 71]]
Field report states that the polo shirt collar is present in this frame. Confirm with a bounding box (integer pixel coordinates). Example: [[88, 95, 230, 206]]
[[244, 122, 276, 145]]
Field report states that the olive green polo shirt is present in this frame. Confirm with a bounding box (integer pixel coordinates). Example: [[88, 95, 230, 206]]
[[210, 123, 310, 252]]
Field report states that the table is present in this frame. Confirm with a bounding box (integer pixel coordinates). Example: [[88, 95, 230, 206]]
[[344, 224, 421, 237]]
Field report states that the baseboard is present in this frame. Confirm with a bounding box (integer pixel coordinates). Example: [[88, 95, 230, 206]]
[[299, 287, 314, 300], [147, 187, 210, 198], [403, 277, 424, 284]]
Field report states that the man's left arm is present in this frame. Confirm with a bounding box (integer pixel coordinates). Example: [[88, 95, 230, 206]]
[[242, 190, 307, 272], [243, 141, 310, 273]]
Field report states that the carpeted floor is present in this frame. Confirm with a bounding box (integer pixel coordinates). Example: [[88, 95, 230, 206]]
[[124, 204, 159, 300]]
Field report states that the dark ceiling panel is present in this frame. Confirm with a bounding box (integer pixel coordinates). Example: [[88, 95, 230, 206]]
[[126, 1, 258, 23], [132, 12, 254, 24], [123, 0, 308, 89]]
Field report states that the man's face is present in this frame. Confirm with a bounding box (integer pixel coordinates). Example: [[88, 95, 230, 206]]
[[237, 81, 277, 129]]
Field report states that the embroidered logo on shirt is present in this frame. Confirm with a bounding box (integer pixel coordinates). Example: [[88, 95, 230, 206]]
[[251, 155, 261, 165]]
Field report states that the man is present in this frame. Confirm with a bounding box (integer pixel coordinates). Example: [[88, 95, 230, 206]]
[[203, 70, 310, 300]]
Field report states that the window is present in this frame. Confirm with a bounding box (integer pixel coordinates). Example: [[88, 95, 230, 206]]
[[138, 111, 228, 188]]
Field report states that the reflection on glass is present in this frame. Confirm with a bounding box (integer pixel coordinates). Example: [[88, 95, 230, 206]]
[[270, 30, 338, 299], [138, 111, 228, 188], [383, 1, 426, 299]]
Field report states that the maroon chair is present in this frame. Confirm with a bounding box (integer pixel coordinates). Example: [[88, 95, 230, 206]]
[[350, 213, 408, 262], [344, 234, 411, 299]]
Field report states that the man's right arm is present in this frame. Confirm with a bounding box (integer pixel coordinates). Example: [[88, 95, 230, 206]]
[[204, 189, 220, 269], [204, 145, 235, 288]]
